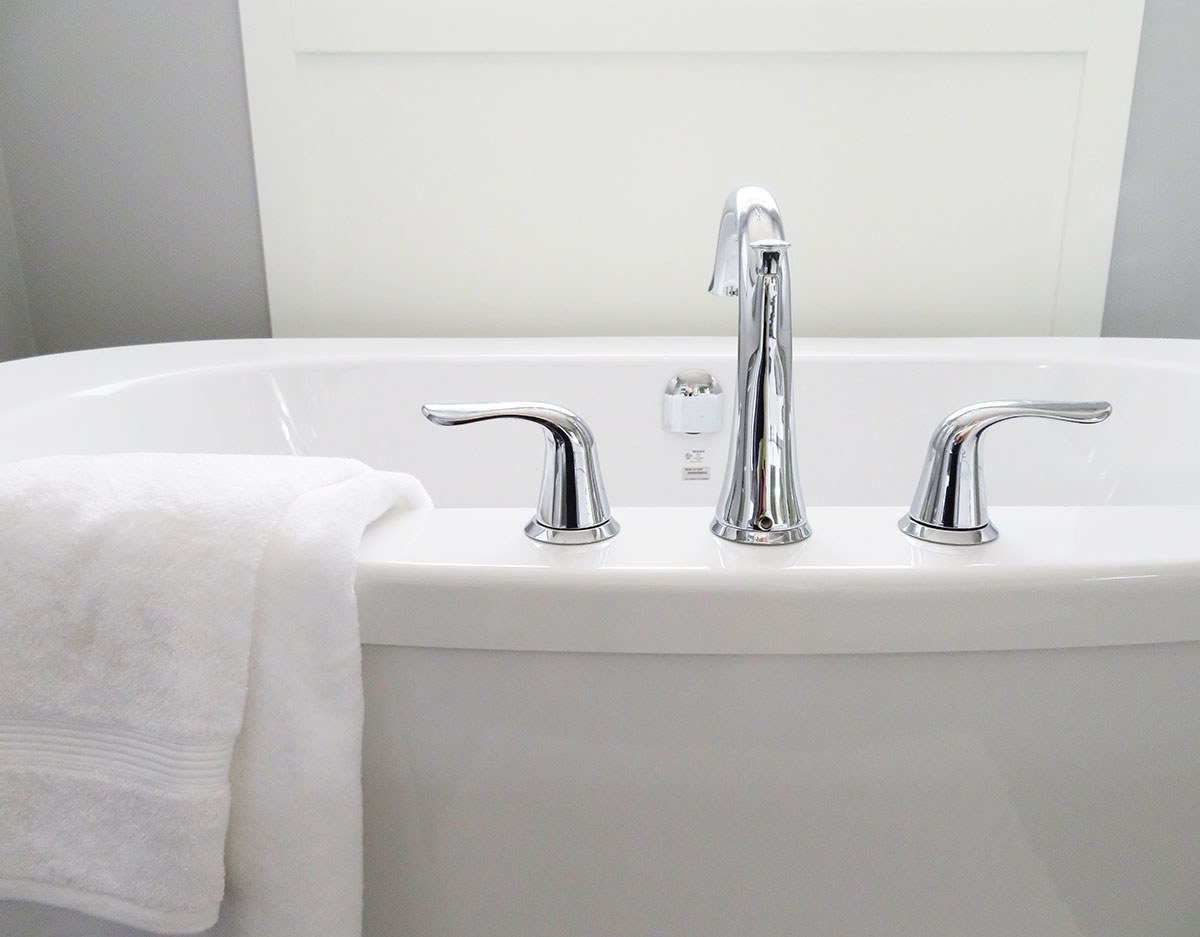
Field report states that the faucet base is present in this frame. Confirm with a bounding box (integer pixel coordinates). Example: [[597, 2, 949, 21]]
[[898, 515, 998, 546], [710, 517, 812, 546], [526, 517, 620, 545]]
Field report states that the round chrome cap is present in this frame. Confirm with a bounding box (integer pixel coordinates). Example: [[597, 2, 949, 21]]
[[665, 370, 722, 397]]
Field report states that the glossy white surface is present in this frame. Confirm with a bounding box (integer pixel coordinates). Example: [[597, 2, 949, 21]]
[[362, 642, 1200, 937], [2, 336, 1199, 937], [2, 335, 1198, 653], [357, 504, 1200, 654]]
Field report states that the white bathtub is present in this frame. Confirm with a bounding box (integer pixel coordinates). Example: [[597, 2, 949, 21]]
[[2, 336, 1199, 937]]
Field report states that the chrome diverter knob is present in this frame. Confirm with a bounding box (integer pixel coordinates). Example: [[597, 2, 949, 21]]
[[899, 400, 1112, 545], [663, 370, 724, 435], [422, 401, 619, 544]]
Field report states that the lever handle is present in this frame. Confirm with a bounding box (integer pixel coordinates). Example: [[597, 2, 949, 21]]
[[899, 399, 1112, 545], [421, 401, 619, 544]]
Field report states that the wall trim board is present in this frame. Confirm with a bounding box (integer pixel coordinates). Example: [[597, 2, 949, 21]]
[[1053, 0, 1146, 333], [290, 1, 1095, 54], [240, 0, 1145, 338]]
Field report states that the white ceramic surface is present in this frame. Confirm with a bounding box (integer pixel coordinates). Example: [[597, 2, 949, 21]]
[[2, 336, 1199, 936]]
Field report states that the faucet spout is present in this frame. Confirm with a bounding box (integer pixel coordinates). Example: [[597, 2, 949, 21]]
[[708, 185, 786, 298], [709, 186, 811, 545]]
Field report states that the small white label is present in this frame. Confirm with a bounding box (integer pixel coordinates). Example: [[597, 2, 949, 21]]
[[682, 466, 711, 481]]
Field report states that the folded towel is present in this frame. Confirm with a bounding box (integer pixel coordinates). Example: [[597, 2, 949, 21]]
[[0, 453, 430, 936]]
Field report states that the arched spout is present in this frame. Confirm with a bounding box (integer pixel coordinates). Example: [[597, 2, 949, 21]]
[[708, 185, 787, 298]]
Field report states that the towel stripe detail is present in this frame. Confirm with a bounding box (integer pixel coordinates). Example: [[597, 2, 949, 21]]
[[0, 719, 232, 791]]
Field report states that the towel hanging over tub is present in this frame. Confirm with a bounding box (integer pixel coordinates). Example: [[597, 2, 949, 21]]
[[0, 453, 431, 937]]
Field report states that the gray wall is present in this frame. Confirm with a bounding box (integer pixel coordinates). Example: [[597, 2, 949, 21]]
[[0, 0, 1194, 357], [1103, 0, 1200, 337], [0, 142, 35, 360], [0, 0, 269, 357]]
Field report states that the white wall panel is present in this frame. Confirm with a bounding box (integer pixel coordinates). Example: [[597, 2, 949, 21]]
[[240, 0, 1144, 337]]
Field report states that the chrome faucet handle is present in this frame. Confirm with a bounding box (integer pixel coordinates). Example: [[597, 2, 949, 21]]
[[421, 401, 619, 544], [899, 400, 1112, 545]]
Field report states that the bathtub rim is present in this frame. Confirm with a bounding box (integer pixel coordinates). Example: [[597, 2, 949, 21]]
[[3, 334, 1200, 411], [5, 336, 1200, 655]]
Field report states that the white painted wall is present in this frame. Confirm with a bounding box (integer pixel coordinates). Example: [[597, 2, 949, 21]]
[[242, 0, 1145, 339], [290, 52, 1082, 337], [0, 0, 1196, 350], [0, 142, 34, 362]]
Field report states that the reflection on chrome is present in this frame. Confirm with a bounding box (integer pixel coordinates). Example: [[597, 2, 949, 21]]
[[422, 400, 619, 544], [900, 400, 1112, 545], [708, 186, 812, 546]]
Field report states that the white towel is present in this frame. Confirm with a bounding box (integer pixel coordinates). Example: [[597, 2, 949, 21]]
[[0, 453, 430, 936]]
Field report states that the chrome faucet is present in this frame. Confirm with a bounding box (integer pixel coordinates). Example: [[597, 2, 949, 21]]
[[422, 401, 619, 544], [899, 399, 1112, 545], [708, 186, 811, 545]]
